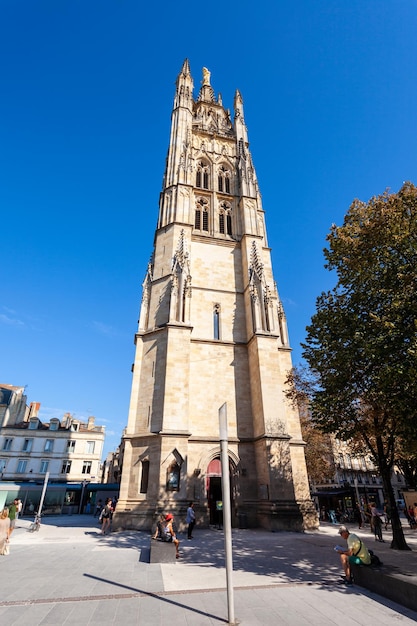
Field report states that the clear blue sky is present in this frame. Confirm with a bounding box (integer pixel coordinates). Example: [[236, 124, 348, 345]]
[[1, 1, 416, 461]]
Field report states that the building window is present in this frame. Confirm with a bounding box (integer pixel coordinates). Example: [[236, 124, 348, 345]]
[[49, 419, 59, 431], [44, 439, 54, 452], [85, 441, 95, 454], [196, 161, 209, 189], [195, 197, 209, 233], [219, 201, 232, 236], [196, 161, 210, 189], [140, 460, 150, 494], [218, 165, 231, 194], [166, 461, 180, 491], [71, 423, 79, 432], [40, 460, 49, 474], [213, 303, 220, 340], [0, 459, 7, 474], [28, 418, 39, 430], [3, 438, 13, 451], [227, 213, 232, 236], [82, 461, 92, 474], [61, 460, 72, 474], [67, 440, 76, 453], [22, 439, 33, 452], [17, 459, 28, 473]]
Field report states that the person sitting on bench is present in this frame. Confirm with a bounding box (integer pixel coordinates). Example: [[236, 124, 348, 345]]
[[162, 513, 180, 558], [335, 525, 371, 585], [152, 514, 166, 540]]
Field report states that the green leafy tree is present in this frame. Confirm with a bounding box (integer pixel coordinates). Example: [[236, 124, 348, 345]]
[[396, 439, 417, 490], [301, 182, 417, 550], [286, 367, 335, 486]]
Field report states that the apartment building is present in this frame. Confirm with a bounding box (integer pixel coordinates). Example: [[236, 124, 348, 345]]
[[0, 384, 105, 483]]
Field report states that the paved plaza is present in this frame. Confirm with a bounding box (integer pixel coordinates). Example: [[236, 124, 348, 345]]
[[1, 514, 416, 625]]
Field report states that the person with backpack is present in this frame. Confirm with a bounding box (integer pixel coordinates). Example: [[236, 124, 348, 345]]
[[335, 525, 371, 585]]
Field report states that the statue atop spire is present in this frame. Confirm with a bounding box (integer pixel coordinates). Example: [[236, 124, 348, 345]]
[[202, 67, 211, 86], [197, 66, 215, 103]]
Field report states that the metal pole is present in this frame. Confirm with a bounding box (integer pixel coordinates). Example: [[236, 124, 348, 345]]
[[219, 402, 236, 625], [38, 471, 49, 515], [79, 479, 87, 514]]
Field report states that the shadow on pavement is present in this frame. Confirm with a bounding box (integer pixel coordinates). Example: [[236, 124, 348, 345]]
[[83, 573, 228, 623]]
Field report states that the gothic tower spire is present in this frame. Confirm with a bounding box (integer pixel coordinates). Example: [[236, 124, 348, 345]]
[[114, 61, 317, 533]]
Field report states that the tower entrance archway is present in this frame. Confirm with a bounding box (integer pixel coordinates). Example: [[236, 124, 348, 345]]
[[206, 457, 236, 526]]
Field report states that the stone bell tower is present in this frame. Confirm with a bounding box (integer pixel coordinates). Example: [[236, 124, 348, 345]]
[[114, 60, 317, 532]]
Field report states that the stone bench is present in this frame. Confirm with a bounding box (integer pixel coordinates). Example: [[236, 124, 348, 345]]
[[352, 563, 417, 613], [149, 538, 176, 563]]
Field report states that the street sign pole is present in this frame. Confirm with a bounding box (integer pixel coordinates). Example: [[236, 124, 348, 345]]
[[219, 402, 236, 625]]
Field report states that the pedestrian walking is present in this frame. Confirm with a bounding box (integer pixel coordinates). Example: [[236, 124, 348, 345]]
[[8, 499, 19, 536], [100, 498, 113, 535]]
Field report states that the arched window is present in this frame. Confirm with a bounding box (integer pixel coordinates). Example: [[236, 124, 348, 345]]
[[140, 459, 149, 494], [166, 461, 180, 491], [219, 201, 232, 236], [196, 161, 210, 189], [218, 165, 231, 194], [226, 213, 232, 235], [195, 197, 209, 233]]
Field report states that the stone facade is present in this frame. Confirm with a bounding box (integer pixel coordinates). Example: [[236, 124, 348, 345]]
[[113, 61, 317, 532]]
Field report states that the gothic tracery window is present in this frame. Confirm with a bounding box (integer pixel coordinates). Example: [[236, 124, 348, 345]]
[[196, 161, 210, 189], [195, 197, 209, 233], [218, 165, 231, 194], [219, 201, 232, 236]]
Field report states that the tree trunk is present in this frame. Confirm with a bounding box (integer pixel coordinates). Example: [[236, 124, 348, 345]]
[[380, 465, 410, 550]]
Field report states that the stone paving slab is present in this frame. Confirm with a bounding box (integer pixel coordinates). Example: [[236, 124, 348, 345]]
[[1, 515, 416, 624]]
